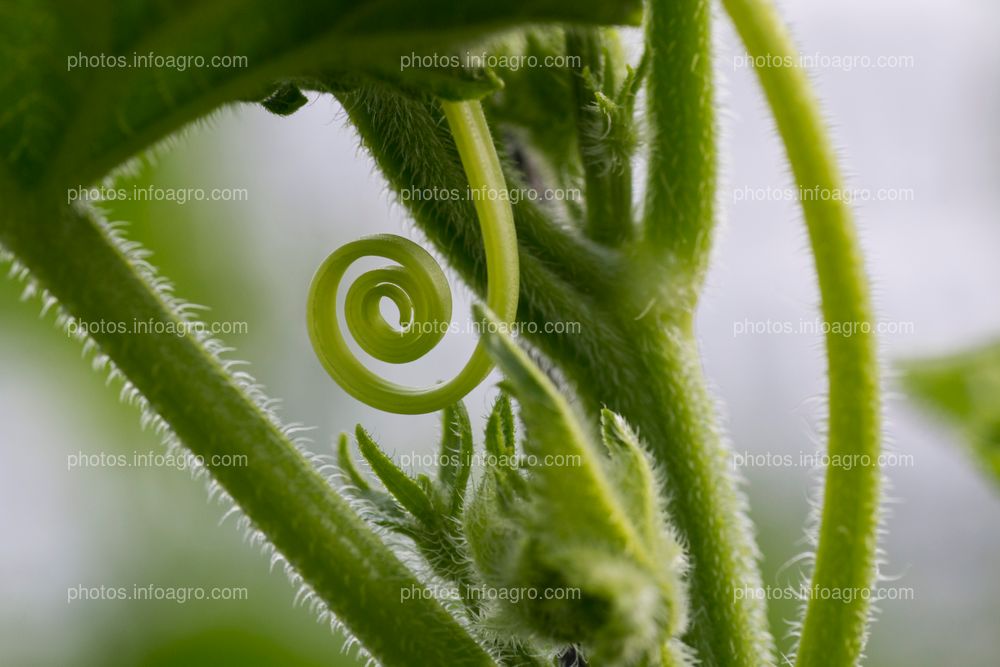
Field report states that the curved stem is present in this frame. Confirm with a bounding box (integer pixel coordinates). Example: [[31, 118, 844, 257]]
[[610, 320, 775, 667], [720, 1, 882, 664], [439, 100, 520, 327], [307, 100, 518, 414], [642, 1, 776, 664]]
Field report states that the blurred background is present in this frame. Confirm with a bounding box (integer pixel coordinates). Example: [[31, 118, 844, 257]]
[[2, 0, 998, 664]]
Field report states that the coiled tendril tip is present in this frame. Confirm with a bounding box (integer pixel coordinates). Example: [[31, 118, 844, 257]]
[[307, 100, 518, 415]]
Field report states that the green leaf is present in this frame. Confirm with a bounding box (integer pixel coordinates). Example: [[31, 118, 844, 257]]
[[463, 394, 527, 588], [902, 341, 1000, 485], [485, 392, 518, 460], [438, 401, 475, 514], [352, 416, 490, 625], [337, 432, 372, 492], [600, 409, 662, 548], [336, 432, 406, 523], [1, 0, 642, 190], [355, 425, 438, 528], [470, 305, 692, 667]]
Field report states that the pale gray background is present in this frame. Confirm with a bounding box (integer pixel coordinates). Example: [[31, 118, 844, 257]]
[[2, 1, 998, 664]]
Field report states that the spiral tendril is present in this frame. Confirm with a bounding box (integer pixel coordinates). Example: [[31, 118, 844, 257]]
[[307, 101, 519, 414]]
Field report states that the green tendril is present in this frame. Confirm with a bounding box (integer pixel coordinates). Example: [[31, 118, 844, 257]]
[[307, 100, 519, 414]]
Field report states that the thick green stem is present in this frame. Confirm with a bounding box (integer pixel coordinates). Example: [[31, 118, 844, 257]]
[[721, 1, 882, 664], [642, 0, 774, 663], [643, 0, 717, 289], [605, 318, 775, 667], [567, 28, 635, 246], [0, 198, 495, 667]]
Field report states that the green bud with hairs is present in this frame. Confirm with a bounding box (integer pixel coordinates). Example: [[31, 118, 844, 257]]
[[465, 306, 694, 667]]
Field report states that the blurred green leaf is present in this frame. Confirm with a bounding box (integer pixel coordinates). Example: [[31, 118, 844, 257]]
[[0, 0, 642, 191], [902, 341, 1000, 484]]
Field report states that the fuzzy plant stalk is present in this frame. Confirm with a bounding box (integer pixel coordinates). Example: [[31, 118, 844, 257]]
[[721, 0, 882, 664], [632, 0, 776, 663]]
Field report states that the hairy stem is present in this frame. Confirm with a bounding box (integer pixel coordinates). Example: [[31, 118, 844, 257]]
[[643, 0, 717, 291], [566, 28, 634, 246], [603, 318, 775, 667], [0, 198, 495, 667], [642, 0, 774, 663], [721, 1, 882, 664]]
